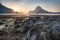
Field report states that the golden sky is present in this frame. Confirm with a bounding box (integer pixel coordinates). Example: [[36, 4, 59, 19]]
[[1, 0, 60, 13]]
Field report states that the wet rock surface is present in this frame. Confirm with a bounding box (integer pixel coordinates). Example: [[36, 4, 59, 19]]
[[0, 16, 60, 40]]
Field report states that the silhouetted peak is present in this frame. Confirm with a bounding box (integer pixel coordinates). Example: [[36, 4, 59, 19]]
[[0, 3, 1, 4], [29, 6, 50, 13], [35, 6, 42, 11], [0, 3, 2, 6], [0, 3, 5, 7], [0, 3, 14, 13]]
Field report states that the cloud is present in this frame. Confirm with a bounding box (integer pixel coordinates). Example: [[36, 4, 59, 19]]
[[0, 0, 28, 2], [0, 0, 21, 1]]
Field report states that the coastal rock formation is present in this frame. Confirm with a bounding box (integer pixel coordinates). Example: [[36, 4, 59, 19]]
[[0, 15, 60, 40], [29, 6, 50, 13], [16, 16, 60, 40], [0, 3, 14, 13]]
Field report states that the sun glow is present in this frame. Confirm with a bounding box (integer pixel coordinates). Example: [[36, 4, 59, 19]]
[[12, 7, 29, 13], [12, 7, 19, 12]]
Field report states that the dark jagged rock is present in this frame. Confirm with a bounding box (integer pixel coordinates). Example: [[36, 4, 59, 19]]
[[0, 22, 3, 25], [0, 3, 14, 13], [14, 16, 60, 40], [0, 16, 60, 40]]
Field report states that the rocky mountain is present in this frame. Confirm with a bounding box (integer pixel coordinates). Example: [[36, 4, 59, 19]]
[[29, 6, 50, 13], [0, 3, 14, 13]]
